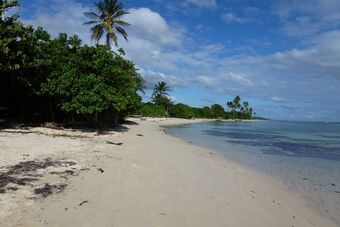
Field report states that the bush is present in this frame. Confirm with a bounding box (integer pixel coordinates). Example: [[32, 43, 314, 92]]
[[169, 103, 194, 119], [140, 103, 165, 117]]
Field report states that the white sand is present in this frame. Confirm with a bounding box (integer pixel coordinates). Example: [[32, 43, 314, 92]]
[[0, 118, 337, 227]]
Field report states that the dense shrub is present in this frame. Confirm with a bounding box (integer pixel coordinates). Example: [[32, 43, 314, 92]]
[[169, 103, 194, 119], [140, 102, 165, 117], [0, 2, 144, 124]]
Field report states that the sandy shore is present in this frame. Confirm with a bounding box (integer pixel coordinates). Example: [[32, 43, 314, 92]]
[[0, 118, 337, 227]]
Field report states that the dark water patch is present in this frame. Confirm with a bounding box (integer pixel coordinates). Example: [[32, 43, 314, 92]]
[[203, 130, 280, 140], [262, 142, 340, 161], [225, 139, 269, 147], [224, 139, 340, 161], [319, 134, 340, 139]]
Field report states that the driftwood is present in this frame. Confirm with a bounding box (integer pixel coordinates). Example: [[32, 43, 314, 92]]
[[106, 141, 123, 146]]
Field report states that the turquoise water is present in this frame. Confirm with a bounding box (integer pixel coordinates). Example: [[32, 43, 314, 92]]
[[166, 120, 340, 224]]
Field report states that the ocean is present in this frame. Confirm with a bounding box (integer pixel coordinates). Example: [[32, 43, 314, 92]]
[[166, 120, 340, 224]]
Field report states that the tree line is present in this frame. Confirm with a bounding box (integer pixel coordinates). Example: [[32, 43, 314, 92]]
[[140, 81, 255, 120]]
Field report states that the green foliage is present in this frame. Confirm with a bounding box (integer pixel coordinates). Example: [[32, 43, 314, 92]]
[[0, 4, 144, 124], [0, 0, 18, 17], [140, 102, 165, 117], [151, 81, 172, 115], [83, 0, 130, 47], [141, 97, 255, 120], [226, 96, 254, 119], [40, 36, 143, 121], [169, 103, 195, 119], [210, 104, 225, 118]]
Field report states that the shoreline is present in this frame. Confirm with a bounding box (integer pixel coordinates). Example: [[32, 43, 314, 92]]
[[162, 119, 340, 225], [0, 118, 337, 226]]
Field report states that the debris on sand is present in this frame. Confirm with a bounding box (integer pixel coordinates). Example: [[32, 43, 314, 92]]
[[79, 200, 88, 206], [49, 170, 75, 176], [0, 175, 38, 193], [4, 159, 76, 176], [0, 159, 76, 193], [97, 168, 104, 173], [106, 141, 123, 146], [34, 183, 67, 197], [136, 134, 144, 137]]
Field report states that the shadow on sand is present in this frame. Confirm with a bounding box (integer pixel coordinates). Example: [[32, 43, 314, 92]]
[[0, 118, 138, 134]]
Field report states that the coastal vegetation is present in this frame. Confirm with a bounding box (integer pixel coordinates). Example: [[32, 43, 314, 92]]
[[0, 0, 255, 125], [141, 82, 255, 120], [0, 0, 143, 124]]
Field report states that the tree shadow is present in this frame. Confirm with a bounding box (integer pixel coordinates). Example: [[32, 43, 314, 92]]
[[0, 118, 137, 134]]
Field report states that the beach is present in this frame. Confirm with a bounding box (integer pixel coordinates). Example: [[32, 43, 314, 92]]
[[0, 118, 337, 227]]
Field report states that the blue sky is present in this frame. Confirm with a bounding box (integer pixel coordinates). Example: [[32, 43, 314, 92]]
[[17, 0, 340, 121]]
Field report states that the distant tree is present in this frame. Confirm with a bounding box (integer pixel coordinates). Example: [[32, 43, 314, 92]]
[[227, 95, 241, 119], [241, 101, 248, 119], [140, 102, 164, 117], [83, 0, 130, 47], [152, 81, 170, 97], [152, 81, 172, 116], [202, 106, 212, 118], [169, 103, 194, 119], [211, 104, 225, 118]]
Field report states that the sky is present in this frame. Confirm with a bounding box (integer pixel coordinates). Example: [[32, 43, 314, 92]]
[[16, 0, 340, 121]]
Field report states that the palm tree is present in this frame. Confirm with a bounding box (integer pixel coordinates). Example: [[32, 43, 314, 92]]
[[152, 81, 170, 98], [152, 81, 171, 116], [242, 101, 249, 119], [83, 0, 130, 47]]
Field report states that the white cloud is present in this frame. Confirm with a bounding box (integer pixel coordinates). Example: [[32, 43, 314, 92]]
[[185, 0, 217, 8], [24, 0, 90, 43], [269, 30, 340, 75], [138, 67, 187, 89], [221, 13, 248, 24], [124, 8, 182, 48], [273, 0, 340, 37]]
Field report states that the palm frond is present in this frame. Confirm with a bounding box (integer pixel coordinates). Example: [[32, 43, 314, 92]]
[[94, 1, 106, 16], [114, 20, 130, 26], [84, 11, 99, 20], [83, 20, 100, 26], [115, 26, 128, 40], [91, 24, 105, 43], [84, 0, 130, 47]]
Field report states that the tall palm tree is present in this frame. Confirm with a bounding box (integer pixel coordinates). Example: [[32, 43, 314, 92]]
[[152, 81, 170, 98], [152, 81, 171, 116], [227, 96, 241, 119], [83, 0, 130, 47]]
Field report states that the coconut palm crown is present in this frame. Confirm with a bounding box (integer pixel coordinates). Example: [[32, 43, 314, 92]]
[[152, 81, 170, 97], [83, 0, 130, 47]]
